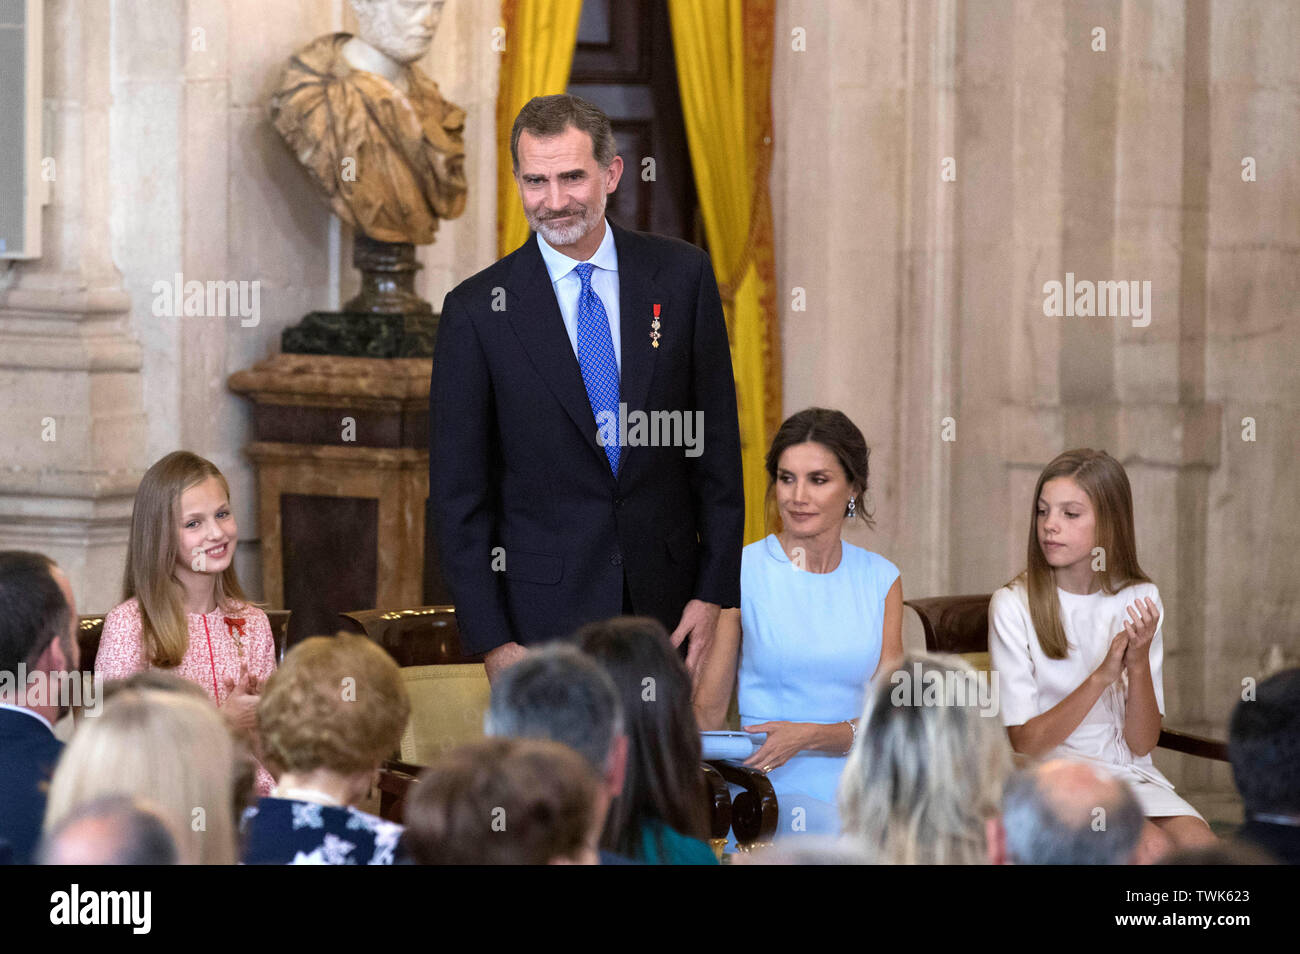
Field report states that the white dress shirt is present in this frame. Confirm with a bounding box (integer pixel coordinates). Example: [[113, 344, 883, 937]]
[[536, 220, 622, 376]]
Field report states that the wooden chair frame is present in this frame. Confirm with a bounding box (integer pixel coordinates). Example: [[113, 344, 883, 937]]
[[76, 610, 292, 673]]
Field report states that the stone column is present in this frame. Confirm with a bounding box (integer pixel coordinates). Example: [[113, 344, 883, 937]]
[[1200, 0, 1300, 803], [0, 0, 147, 614]]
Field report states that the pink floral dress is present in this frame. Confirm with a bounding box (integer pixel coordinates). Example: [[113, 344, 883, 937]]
[[96, 598, 278, 795]]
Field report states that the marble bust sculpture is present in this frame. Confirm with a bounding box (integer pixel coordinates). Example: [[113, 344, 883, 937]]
[[269, 0, 467, 245]]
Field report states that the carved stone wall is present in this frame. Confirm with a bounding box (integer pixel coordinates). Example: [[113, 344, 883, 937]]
[[773, 0, 1299, 815]]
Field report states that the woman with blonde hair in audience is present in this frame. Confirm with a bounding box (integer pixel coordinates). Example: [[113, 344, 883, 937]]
[[101, 670, 259, 820], [44, 687, 239, 865], [839, 652, 1013, 864], [241, 633, 409, 864], [403, 737, 601, 865]]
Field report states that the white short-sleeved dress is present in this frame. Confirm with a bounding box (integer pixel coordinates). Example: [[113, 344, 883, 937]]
[[989, 579, 1203, 820]]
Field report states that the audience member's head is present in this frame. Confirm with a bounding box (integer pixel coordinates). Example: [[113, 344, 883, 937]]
[[999, 759, 1144, 865], [1229, 667, 1300, 821], [101, 668, 211, 703], [0, 552, 80, 865], [486, 643, 627, 818], [0, 551, 78, 713], [39, 795, 179, 865], [259, 632, 410, 805], [737, 838, 875, 865], [403, 737, 601, 864], [44, 688, 239, 864], [101, 669, 258, 821], [839, 652, 1012, 864], [570, 616, 708, 859]]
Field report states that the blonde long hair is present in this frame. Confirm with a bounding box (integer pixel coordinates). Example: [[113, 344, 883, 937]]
[[1013, 449, 1150, 659], [43, 688, 239, 865], [123, 451, 250, 668], [839, 653, 1012, 864]]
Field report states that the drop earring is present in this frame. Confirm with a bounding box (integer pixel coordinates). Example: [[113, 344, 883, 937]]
[[847, 496, 857, 519]]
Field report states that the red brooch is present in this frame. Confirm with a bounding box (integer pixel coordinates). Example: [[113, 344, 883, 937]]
[[224, 617, 247, 659], [651, 304, 661, 348]]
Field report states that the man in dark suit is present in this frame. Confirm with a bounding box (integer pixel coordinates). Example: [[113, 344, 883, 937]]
[[0, 551, 79, 865], [1229, 667, 1300, 864], [430, 94, 743, 681]]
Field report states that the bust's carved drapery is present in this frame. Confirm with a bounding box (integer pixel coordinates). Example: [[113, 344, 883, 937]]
[[270, 33, 467, 245]]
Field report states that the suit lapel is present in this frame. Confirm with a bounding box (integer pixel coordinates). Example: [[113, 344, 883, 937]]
[[505, 236, 612, 472], [613, 225, 661, 482]]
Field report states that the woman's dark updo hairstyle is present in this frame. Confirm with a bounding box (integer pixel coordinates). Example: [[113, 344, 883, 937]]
[[764, 407, 874, 530]]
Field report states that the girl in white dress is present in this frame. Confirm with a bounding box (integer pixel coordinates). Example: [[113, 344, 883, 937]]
[[989, 449, 1216, 855]]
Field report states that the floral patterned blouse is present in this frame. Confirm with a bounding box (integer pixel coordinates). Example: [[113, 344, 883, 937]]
[[96, 597, 278, 794], [240, 798, 404, 865]]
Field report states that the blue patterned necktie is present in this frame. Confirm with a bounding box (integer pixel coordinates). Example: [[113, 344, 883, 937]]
[[573, 262, 621, 474]]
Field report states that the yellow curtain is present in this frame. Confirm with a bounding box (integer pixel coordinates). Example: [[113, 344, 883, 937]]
[[496, 0, 584, 258], [667, 0, 781, 545]]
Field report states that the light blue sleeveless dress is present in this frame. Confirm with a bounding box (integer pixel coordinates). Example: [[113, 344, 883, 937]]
[[738, 534, 899, 837]]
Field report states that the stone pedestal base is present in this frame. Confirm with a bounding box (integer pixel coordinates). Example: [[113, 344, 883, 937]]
[[281, 237, 438, 357], [228, 353, 444, 648], [281, 309, 437, 358]]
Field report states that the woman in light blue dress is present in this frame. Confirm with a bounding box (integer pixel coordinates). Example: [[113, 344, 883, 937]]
[[695, 408, 903, 838]]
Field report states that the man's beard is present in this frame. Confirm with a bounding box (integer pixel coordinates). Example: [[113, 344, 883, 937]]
[[527, 198, 605, 249]]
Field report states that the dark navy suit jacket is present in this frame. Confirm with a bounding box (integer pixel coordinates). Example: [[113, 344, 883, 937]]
[[0, 707, 63, 865], [430, 224, 744, 653]]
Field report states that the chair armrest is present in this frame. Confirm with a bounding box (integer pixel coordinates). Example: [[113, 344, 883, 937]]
[[706, 759, 779, 844], [377, 761, 421, 823], [77, 616, 106, 676], [701, 762, 733, 840], [384, 758, 425, 778], [1157, 727, 1229, 763]]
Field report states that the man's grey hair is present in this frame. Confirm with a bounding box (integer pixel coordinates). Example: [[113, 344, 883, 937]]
[[485, 643, 623, 772], [1001, 761, 1144, 865], [39, 795, 179, 865], [510, 93, 618, 172]]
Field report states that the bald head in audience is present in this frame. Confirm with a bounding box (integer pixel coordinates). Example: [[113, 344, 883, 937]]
[[992, 759, 1144, 865], [39, 796, 179, 865]]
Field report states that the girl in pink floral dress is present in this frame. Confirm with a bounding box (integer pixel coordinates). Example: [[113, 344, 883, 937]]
[[97, 451, 278, 795]]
